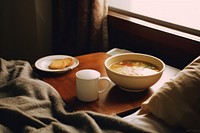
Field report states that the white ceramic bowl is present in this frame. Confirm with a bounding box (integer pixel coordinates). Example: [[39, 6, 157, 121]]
[[104, 53, 165, 92]]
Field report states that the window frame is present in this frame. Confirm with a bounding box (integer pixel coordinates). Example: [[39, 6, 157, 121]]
[[108, 5, 200, 42]]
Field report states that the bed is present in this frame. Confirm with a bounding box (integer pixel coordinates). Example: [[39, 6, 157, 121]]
[[0, 55, 199, 133]]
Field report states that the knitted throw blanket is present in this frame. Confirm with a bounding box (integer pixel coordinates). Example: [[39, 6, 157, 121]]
[[0, 58, 147, 133]]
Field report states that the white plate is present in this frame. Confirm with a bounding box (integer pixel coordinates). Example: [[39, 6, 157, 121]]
[[35, 55, 79, 73]]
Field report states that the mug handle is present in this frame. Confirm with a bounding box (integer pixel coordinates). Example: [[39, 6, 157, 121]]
[[98, 77, 111, 93]]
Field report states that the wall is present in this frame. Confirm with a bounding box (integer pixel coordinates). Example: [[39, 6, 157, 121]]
[[0, 0, 52, 64]]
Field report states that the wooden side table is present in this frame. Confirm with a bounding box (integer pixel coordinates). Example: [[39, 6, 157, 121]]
[[35, 52, 179, 116]]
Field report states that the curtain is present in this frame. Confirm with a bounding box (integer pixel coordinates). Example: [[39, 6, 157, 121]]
[[52, 0, 108, 56]]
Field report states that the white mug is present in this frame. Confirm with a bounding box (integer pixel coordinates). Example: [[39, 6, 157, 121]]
[[76, 69, 111, 102]]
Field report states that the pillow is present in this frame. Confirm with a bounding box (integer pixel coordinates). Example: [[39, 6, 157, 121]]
[[139, 55, 200, 130]]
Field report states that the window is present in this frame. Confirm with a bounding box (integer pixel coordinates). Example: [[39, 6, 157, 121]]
[[108, 0, 200, 41]]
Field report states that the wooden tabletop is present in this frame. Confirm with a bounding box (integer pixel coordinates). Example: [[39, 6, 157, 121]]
[[35, 52, 176, 116]]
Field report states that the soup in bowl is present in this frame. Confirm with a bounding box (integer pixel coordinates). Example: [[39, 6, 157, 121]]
[[104, 53, 165, 91]]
